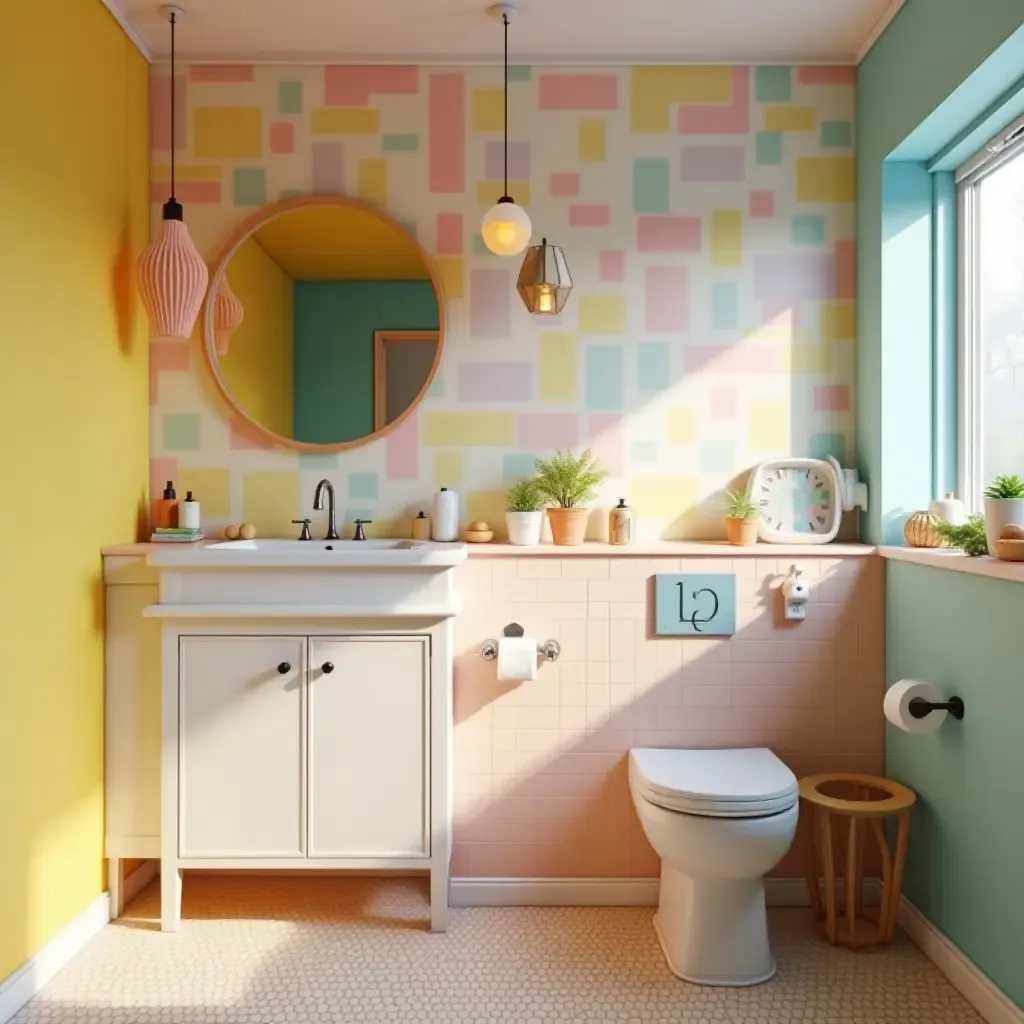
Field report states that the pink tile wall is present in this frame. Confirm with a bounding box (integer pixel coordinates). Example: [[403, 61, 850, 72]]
[[451, 553, 884, 879]]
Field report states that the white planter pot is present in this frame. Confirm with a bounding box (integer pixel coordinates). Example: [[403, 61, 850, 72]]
[[984, 497, 1024, 553], [506, 510, 544, 546]]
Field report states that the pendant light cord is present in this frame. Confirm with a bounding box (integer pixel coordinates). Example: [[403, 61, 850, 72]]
[[503, 11, 509, 198], [170, 9, 176, 200]]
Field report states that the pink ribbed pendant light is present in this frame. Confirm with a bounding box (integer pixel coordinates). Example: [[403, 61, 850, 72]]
[[138, 5, 208, 341], [213, 274, 244, 355]]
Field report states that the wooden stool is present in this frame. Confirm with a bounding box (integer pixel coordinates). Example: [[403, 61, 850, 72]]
[[798, 772, 916, 948]]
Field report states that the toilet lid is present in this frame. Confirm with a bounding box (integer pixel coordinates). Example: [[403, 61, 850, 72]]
[[630, 748, 798, 818]]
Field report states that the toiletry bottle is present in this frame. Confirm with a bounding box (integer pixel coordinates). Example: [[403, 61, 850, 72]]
[[154, 480, 179, 529], [609, 498, 634, 545], [411, 510, 432, 540], [180, 491, 201, 531], [432, 487, 459, 542]]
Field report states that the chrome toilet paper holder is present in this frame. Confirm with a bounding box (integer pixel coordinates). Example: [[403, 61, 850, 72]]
[[481, 622, 561, 663]]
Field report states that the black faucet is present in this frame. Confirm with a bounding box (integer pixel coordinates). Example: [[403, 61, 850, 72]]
[[352, 518, 372, 541], [313, 479, 339, 540]]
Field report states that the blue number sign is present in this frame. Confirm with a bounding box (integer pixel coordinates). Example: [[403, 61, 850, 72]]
[[654, 574, 736, 636]]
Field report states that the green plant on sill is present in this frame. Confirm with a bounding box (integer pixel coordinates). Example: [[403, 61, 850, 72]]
[[934, 514, 988, 557], [983, 474, 1024, 499], [722, 490, 760, 520], [534, 449, 608, 509], [506, 478, 543, 512]]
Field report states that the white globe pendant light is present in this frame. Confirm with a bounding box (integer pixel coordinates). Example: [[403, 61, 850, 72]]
[[481, 5, 532, 257]]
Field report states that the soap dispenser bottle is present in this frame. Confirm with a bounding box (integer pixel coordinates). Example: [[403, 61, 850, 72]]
[[411, 510, 432, 540], [180, 491, 201, 530], [609, 498, 634, 545], [432, 487, 459, 542], [154, 480, 178, 529]]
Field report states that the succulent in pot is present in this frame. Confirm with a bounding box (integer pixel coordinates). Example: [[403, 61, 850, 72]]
[[722, 489, 761, 546], [983, 474, 1024, 554], [505, 478, 544, 546], [534, 449, 608, 546]]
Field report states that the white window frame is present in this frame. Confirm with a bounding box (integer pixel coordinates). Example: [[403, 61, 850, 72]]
[[956, 111, 1024, 512]]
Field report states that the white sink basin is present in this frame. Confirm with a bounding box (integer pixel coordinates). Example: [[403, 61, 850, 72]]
[[207, 539, 419, 551], [146, 537, 468, 568]]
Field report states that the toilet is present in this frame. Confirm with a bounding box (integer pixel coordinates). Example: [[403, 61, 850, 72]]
[[629, 747, 799, 986]]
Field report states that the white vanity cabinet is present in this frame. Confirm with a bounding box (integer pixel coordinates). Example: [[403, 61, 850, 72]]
[[178, 636, 307, 859], [103, 541, 464, 935]]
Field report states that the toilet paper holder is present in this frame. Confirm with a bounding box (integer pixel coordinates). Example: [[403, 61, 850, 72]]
[[480, 622, 561, 663], [909, 695, 965, 720]]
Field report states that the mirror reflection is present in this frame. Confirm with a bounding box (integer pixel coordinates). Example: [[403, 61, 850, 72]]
[[208, 200, 442, 448]]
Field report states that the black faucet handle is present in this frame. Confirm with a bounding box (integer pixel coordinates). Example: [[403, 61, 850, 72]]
[[291, 518, 313, 541], [352, 519, 373, 541]]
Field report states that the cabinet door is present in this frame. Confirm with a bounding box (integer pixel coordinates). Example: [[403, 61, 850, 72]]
[[308, 637, 429, 858], [179, 636, 305, 859]]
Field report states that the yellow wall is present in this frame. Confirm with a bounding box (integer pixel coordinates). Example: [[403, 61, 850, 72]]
[[0, 0, 150, 981], [219, 238, 294, 437]]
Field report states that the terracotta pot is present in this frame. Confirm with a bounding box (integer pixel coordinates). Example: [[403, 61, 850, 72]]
[[547, 507, 590, 546], [725, 516, 759, 546]]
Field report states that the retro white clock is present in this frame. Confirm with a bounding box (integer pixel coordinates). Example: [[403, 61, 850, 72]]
[[745, 456, 868, 544]]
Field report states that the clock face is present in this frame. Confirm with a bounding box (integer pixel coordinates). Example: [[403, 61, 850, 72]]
[[755, 464, 836, 537]]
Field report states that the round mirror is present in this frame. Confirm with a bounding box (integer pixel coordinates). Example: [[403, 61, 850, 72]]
[[203, 197, 445, 451]]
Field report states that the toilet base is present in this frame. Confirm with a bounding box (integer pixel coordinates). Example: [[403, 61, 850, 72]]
[[653, 863, 776, 986]]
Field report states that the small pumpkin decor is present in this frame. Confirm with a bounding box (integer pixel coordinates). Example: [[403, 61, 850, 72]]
[[904, 510, 944, 548], [534, 449, 608, 546]]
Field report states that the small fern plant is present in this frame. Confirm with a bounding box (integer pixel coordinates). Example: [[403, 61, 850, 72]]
[[934, 514, 988, 557], [534, 449, 608, 509], [722, 490, 760, 520], [506, 478, 543, 512], [984, 474, 1024, 499]]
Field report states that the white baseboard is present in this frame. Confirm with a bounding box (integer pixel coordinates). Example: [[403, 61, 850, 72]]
[[450, 876, 878, 908], [0, 892, 110, 1024], [122, 860, 160, 908], [899, 898, 1023, 1024]]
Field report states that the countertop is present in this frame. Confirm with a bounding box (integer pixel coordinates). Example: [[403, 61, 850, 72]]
[[101, 539, 877, 558]]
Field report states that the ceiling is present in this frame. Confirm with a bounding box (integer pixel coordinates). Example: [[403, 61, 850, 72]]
[[248, 205, 430, 280], [112, 0, 902, 65]]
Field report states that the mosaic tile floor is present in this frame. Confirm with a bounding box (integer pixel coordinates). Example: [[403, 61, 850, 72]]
[[13, 876, 982, 1023]]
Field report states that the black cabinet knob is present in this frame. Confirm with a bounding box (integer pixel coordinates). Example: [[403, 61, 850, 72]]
[[277, 662, 290, 674], [322, 662, 335, 674]]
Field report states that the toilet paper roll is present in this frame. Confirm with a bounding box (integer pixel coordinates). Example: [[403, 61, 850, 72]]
[[884, 679, 946, 734], [496, 637, 538, 682]]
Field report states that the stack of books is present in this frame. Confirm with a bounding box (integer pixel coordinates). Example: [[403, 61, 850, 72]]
[[150, 526, 204, 543]]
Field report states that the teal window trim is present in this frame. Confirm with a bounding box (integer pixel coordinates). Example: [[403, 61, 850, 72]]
[[932, 171, 958, 501]]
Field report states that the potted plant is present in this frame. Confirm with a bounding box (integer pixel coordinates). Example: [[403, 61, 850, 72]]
[[722, 490, 761, 546], [935, 514, 988, 557], [983, 474, 1024, 553], [534, 449, 608, 546], [505, 478, 544, 546]]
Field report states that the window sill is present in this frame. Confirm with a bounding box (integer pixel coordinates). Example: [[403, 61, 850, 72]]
[[879, 546, 1024, 582]]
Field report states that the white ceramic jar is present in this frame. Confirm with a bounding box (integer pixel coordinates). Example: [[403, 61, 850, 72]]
[[928, 492, 966, 525]]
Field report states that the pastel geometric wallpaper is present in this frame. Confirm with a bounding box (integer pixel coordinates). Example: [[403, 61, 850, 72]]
[[149, 63, 856, 539]]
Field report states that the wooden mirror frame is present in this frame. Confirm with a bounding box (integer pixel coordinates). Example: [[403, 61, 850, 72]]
[[202, 194, 447, 453]]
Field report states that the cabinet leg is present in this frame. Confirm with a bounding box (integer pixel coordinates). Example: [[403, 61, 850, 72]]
[[161, 864, 182, 933], [430, 867, 449, 933], [108, 859, 125, 920]]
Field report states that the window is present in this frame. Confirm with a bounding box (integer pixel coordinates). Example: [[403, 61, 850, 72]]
[[958, 114, 1024, 510]]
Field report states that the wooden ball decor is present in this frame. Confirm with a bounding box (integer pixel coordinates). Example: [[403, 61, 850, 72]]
[[904, 511, 943, 548]]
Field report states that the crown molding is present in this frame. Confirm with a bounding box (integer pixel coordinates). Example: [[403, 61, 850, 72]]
[[856, 0, 905, 63], [148, 53, 859, 67], [99, 0, 153, 61]]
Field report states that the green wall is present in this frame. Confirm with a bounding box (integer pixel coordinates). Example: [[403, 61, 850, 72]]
[[292, 280, 439, 444], [857, 1, 1024, 543], [886, 562, 1024, 1006]]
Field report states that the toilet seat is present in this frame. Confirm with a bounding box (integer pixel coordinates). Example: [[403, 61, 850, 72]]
[[629, 747, 798, 818]]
